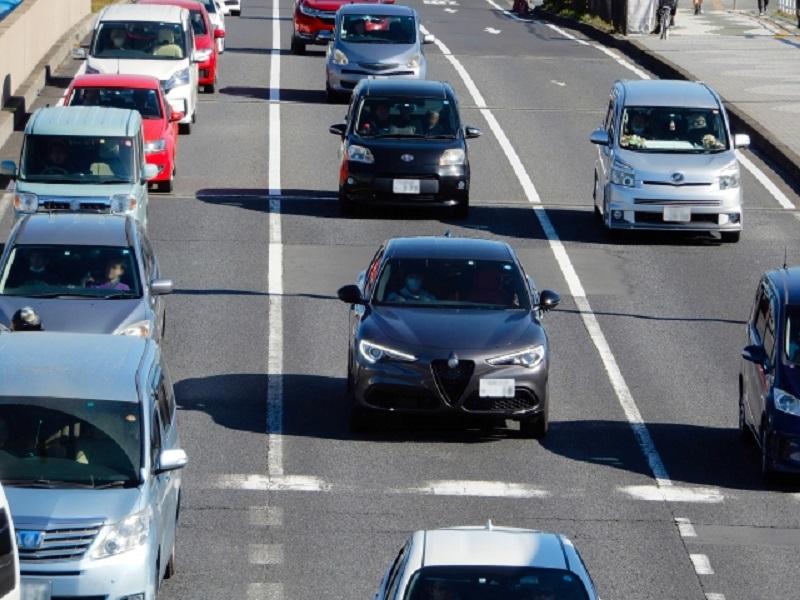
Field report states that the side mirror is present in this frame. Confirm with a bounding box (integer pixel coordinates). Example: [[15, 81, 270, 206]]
[[590, 127, 610, 146], [155, 448, 188, 474], [0, 160, 17, 177], [170, 110, 185, 123], [71, 47, 87, 60], [150, 278, 174, 295], [318, 30, 333, 42], [465, 126, 482, 139], [214, 28, 226, 39], [538, 289, 560, 311], [742, 344, 768, 366], [329, 123, 346, 137], [422, 33, 435, 44], [734, 133, 750, 149], [143, 163, 159, 181], [337, 284, 365, 305]]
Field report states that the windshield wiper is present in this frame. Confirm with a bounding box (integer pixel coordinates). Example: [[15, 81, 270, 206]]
[[93, 177, 132, 184], [101, 292, 140, 299], [12, 292, 91, 299], [2, 479, 95, 489], [374, 133, 426, 139], [425, 134, 456, 139], [93, 480, 137, 489]]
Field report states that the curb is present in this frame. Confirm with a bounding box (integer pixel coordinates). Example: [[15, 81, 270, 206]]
[[533, 7, 800, 189]]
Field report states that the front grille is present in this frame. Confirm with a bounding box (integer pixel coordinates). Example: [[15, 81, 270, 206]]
[[463, 389, 539, 413], [365, 386, 440, 410], [358, 62, 399, 71], [341, 69, 415, 76], [18, 523, 102, 562], [643, 181, 711, 187], [634, 198, 720, 207], [431, 360, 474, 404], [39, 200, 110, 212], [52, 596, 105, 599], [636, 212, 719, 225]]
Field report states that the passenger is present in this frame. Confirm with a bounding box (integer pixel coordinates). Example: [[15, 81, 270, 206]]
[[108, 28, 129, 51], [422, 110, 445, 135], [87, 258, 130, 292], [6, 249, 59, 288], [686, 113, 710, 146], [11, 307, 43, 331], [153, 28, 183, 58], [90, 140, 129, 178], [390, 103, 416, 135], [42, 140, 70, 174], [417, 580, 460, 600], [349, 18, 366, 38], [387, 272, 436, 303], [360, 102, 393, 135]]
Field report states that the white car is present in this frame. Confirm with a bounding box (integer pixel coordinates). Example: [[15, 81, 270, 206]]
[[0, 483, 19, 600], [201, 0, 226, 51], [82, 4, 199, 133], [220, 0, 241, 16], [376, 523, 599, 600]]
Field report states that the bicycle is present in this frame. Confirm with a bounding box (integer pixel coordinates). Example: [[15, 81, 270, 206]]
[[657, 0, 677, 39], [512, 0, 530, 18]]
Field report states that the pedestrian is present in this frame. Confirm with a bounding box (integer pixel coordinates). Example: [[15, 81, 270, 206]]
[[758, 0, 768, 16], [693, 0, 703, 15]]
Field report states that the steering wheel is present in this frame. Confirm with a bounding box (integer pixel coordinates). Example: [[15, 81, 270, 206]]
[[41, 166, 68, 175]]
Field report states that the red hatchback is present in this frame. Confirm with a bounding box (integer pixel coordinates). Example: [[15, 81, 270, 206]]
[[291, 0, 393, 54], [64, 74, 182, 192], [139, 0, 223, 92]]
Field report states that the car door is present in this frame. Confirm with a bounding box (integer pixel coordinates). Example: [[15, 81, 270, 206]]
[[745, 284, 774, 428], [148, 403, 169, 576], [138, 226, 164, 337], [152, 363, 180, 558], [597, 89, 616, 193]]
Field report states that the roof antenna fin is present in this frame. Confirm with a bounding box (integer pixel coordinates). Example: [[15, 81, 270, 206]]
[[443, 230, 451, 238], [485, 519, 494, 531]]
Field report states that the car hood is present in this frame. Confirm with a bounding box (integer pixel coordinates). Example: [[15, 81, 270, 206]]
[[616, 147, 737, 184], [354, 136, 463, 170], [0, 297, 147, 334], [365, 306, 544, 351], [87, 57, 187, 81], [7, 487, 141, 527], [15, 181, 136, 198], [337, 41, 418, 64]]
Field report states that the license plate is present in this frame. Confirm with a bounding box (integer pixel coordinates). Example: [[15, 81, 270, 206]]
[[663, 205, 691, 222], [22, 581, 52, 600], [479, 378, 515, 398], [392, 179, 420, 194]]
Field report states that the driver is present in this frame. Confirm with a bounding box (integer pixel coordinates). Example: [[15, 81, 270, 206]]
[[108, 27, 129, 51], [42, 140, 69, 174], [390, 103, 416, 135], [417, 580, 460, 600], [388, 272, 436, 303], [360, 102, 393, 135]]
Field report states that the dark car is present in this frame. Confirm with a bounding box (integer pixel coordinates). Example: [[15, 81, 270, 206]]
[[329, 79, 481, 217], [740, 266, 800, 479], [337, 235, 560, 436], [0, 213, 172, 339]]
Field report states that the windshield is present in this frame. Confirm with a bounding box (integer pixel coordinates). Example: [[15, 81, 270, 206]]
[[374, 258, 530, 310], [92, 21, 187, 60], [190, 10, 208, 35], [68, 87, 162, 119], [202, 0, 218, 14], [0, 397, 142, 488], [340, 15, 416, 44], [20, 134, 136, 183], [404, 566, 590, 600], [0, 245, 142, 299], [355, 97, 459, 138], [619, 106, 728, 153]]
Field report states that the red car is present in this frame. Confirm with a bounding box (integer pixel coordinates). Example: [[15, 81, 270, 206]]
[[139, 0, 223, 92], [64, 74, 182, 192], [291, 0, 393, 54]]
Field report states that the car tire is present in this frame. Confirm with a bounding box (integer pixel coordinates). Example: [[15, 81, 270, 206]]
[[326, 84, 342, 104], [205, 83, 215, 94], [738, 385, 752, 443], [179, 122, 191, 135], [232, 10, 241, 16], [721, 231, 741, 243], [760, 425, 776, 481], [291, 35, 306, 55], [519, 414, 547, 439], [452, 196, 469, 219], [349, 406, 375, 433]]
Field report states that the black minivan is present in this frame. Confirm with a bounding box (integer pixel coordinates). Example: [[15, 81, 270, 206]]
[[329, 79, 481, 217], [740, 266, 800, 478]]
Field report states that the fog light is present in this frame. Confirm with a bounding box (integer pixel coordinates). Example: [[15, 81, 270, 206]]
[[728, 213, 740, 224], [611, 210, 623, 221], [346, 177, 354, 185], [457, 181, 465, 190]]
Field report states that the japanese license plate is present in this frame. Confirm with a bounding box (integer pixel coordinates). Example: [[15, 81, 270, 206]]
[[663, 205, 691, 222], [392, 179, 421, 194], [22, 580, 52, 600], [479, 378, 515, 398]]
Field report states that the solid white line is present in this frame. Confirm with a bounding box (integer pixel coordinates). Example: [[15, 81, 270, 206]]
[[249, 544, 284, 565], [266, 0, 284, 479], [689, 553, 714, 575], [621, 485, 722, 503], [705, 594, 726, 600], [675, 517, 698, 537], [248, 583, 284, 600], [736, 150, 795, 209], [407, 480, 549, 498]]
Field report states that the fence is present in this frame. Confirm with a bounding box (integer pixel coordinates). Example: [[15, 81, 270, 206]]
[[777, 0, 796, 13]]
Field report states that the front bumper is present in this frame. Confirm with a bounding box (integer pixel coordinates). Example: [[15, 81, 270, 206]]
[[165, 83, 193, 124], [341, 162, 469, 207], [765, 412, 800, 473], [293, 12, 335, 44], [604, 182, 742, 232], [327, 62, 424, 93], [352, 349, 548, 418]]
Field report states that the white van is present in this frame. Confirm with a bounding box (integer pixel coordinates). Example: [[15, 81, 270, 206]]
[[0, 484, 19, 600], [80, 4, 200, 134]]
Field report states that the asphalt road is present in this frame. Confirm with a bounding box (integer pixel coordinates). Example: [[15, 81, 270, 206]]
[[3, 0, 800, 599]]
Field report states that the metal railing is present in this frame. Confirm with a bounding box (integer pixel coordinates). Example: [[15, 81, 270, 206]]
[[777, 0, 797, 13]]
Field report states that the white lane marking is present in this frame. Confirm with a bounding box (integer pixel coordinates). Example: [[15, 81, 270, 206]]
[[424, 0, 459, 4], [248, 583, 284, 600], [540, 21, 589, 45], [485, 27, 502, 34], [550, 79, 566, 87], [216, 474, 327, 491], [483, 0, 535, 22], [406, 480, 549, 498], [705, 594, 726, 600], [249, 544, 284, 565], [444, 8, 458, 13], [249, 505, 284, 527], [621, 485, 723, 503], [267, 0, 284, 479], [675, 517, 698, 537], [689, 554, 714, 575], [736, 150, 795, 210]]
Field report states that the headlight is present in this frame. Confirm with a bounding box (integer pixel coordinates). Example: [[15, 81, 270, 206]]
[[332, 48, 349, 65], [610, 159, 635, 187], [718, 165, 740, 190], [144, 138, 167, 154], [775, 389, 800, 416], [92, 508, 150, 559], [358, 339, 416, 364], [439, 148, 465, 166], [195, 48, 213, 62], [298, 1, 321, 17], [110, 194, 137, 214], [407, 53, 421, 68], [347, 144, 374, 164], [114, 320, 152, 337], [163, 67, 191, 92], [14, 193, 38, 213], [486, 346, 545, 368]]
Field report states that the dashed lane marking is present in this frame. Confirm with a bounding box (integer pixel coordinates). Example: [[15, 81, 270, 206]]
[[675, 517, 698, 537], [705, 594, 726, 600], [621, 485, 723, 504], [249, 544, 284, 565], [689, 553, 714, 575]]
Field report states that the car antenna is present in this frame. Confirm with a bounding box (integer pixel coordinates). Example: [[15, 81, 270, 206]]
[[485, 519, 494, 531], [784, 246, 788, 270], [443, 230, 451, 238]]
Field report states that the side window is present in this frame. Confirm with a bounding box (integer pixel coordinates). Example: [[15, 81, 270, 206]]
[[604, 96, 615, 140], [384, 544, 407, 600], [764, 301, 777, 364], [0, 508, 14, 597], [754, 288, 770, 341], [156, 373, 175, 427], [139, 231, 156, 282], [364, 247, 384, 297], [150, 411, 163, 469]]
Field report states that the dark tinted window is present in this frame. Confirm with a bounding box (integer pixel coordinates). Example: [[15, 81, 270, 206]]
[[754, 288, 770, 341], [21, 134, 136, 183], [340, 14, 416, 44], [355, 97, 458, 138], [0, 508, 13, 597], [190, 10, 208, 35], [69, 87, 162, 119]]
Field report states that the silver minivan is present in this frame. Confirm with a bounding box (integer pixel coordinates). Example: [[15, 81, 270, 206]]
[[0, 332, 187, 599], [590, 80, 750, 243]]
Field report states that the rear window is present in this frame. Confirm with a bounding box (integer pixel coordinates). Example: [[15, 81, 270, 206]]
[[69, 87, 162, 119]]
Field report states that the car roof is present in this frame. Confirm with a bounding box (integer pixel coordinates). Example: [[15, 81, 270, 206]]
[[0, 332, 149, 403], [361, 79, 449, 99], [71, 73, 162, 90], [766, 267, 800, 307], [338, 2, 415, 15], [384, 236, 514, 261], [619, 79, 719, 109], [12, 214, 133, 247], [25, 106, 142, 137], [421, 526, 570, 570], [99, 3, 186, 23]]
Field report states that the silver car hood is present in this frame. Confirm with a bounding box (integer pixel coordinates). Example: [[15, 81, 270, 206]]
[[616, 148, 736, 184], [0, 297, 147, 334], [7, 487, 141, 527], [338, 41, 419, 65]]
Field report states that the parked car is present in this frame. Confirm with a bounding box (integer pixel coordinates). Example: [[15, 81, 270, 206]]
[[0, 106, 156, 225], [590, 79, 750, 243], [0, 484, 19, 600], [0, 332, 187, 600], [220, 0, 241, 15], [139, 0, 223, 93], [375, 523, 599, 600], [63, 74, 181, 192], [79, 3, 199, 133], [337, 235, 559, 435], [200, 0, 226, 52], [0, 213, 173, 339], [329, 79, 481, 217], [292, 0, 394, 55], [740, 266, 800, 479], [325, 3, 432, 101]]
